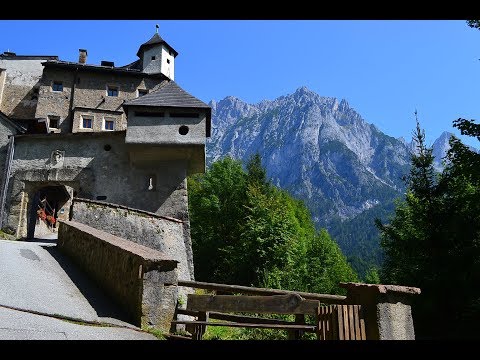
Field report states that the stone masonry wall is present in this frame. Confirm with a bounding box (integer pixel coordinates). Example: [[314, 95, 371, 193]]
[[35, 66, 164, 133], [34, 67, 72, 133], [0, 119, 15, 185], [125, 108, 207, 146], [71, 198, 193, 282], [5, 132, 190, 238], [57, 220, 178, 331], [0, 58, 45, 119]]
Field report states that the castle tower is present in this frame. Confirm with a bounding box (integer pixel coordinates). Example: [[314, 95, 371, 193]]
[[137, 31, 178, 80]]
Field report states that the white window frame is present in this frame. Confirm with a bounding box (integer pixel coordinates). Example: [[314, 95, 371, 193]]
[[80, 115, 94, 130], [48, 115, 61, 129], [103, 117, 115, 131]]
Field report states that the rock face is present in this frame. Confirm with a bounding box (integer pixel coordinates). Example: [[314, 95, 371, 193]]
[[432, 131, 454, 172], [208, 86, 411, 227]]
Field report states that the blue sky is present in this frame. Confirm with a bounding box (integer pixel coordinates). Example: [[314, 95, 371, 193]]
[[1, 20, 479, 148]]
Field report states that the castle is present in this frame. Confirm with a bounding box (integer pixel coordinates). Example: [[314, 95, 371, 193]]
[[0, 30, 211, 283]]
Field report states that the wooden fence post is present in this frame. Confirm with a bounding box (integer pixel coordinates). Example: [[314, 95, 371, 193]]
[[288, 314, 306, 340], [192, 311, 209, 340]]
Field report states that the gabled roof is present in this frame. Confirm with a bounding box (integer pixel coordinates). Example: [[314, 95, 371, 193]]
[[123, 80, 211, 137], [124, 81, 210, 109], [118, 59, 143, 71], [136, 33, 178, 58]]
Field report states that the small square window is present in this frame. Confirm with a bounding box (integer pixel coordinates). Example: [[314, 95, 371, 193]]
[[104, 119, 115, 131], [151, 56, 156, 60], [48, 115, 60, 129], [107, 86, 118, 97], [167, 59, 170, 64], [82, 116, 93, 129], [138, 89, 148, 97], [52, 81, 63, 92]]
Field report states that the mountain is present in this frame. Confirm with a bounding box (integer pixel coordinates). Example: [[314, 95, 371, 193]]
[[208, 86, 410, 224], [206, 87, 475, 277]]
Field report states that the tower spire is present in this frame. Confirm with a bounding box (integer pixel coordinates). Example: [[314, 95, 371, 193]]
[[155, 24, 159, 34]]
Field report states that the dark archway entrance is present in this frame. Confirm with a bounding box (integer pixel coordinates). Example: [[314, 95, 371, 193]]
[[27, 185, 71, 239]]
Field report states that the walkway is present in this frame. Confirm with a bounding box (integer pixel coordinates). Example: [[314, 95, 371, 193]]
[[0, 238, 158, 340]]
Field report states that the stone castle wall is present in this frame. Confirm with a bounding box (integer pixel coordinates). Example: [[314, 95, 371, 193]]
[[5, 132, 190, 238], [35, 66, 164, 133]]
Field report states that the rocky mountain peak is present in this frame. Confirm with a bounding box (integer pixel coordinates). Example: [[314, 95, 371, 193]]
[[432, 131, 454, 171], [208, 87, 412, 227]]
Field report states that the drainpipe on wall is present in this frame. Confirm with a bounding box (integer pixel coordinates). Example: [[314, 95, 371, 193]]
[[0, 135, 15, 229], [68, 67, 79, 133]]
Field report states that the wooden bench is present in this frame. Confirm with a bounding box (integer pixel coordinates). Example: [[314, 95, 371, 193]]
[[172, 293, 318, 340], [172, 280, 366, 340]]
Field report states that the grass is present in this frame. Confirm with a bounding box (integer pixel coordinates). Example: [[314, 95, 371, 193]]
[[0, 229, 15, 240], [54, 314, 112, 328], [143, 326, 166, 340], [202, 321, 247, 340], [55, 314, 166, 339]]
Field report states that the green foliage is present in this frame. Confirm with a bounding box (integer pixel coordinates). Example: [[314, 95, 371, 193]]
[[143, 327, 166, 340], [364, 266, 381, 284], [189, 153, 357, 296], [329, 200, 398, 278], [0, 229, 15, 240], [246, 153, 268, 190], [188, 157, 247, 284], [376, 114, 480, 339]]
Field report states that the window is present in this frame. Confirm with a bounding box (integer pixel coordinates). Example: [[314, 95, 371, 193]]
[[151, 56, 156, 60], [167, 59, 170, 64], [48, 115, 60, 129], [179, 125, 189, 135], [170, 112, 199, 118], [81, 116, 93, 129], [52, 81, 63, 92], [138, 89, 148, 97], [107, 85, 118, 97], [134, 111, 164, 117], [104, 118, 115, 131]]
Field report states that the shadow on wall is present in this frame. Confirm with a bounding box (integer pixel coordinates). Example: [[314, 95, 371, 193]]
[[43, 245, 132, 324], [9, 80, 41, 120]]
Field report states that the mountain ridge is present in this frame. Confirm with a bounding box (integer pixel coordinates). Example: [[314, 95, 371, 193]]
[[206, 86, 476, 276]]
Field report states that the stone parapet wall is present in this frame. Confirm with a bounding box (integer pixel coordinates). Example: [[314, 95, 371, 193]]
[[71, 198, 193, 282], [57, 219, 178, 332]]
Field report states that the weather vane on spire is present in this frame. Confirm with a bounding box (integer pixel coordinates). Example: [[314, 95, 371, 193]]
[[156, 24, 159, 34]]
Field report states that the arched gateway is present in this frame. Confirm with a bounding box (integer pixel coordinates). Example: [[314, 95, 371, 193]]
[[27, 183, 73, 239]]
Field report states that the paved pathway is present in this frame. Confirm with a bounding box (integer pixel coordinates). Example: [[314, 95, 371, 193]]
[[0, 306, 156, 340], [0, 238, 158, 340]]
